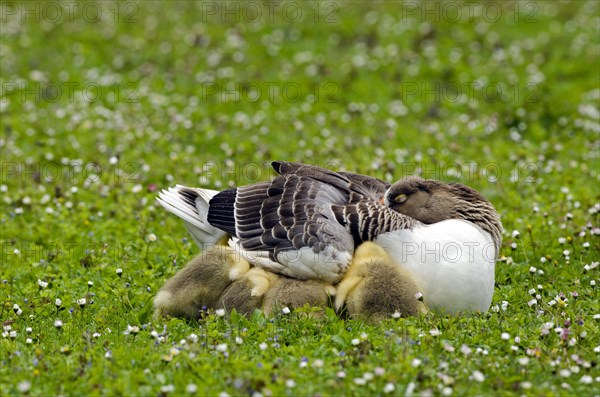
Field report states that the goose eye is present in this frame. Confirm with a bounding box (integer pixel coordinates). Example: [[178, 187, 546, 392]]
[[394, 194, 408, 204]]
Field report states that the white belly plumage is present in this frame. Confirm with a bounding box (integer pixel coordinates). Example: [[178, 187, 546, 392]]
[[374, 219, 496, 314]]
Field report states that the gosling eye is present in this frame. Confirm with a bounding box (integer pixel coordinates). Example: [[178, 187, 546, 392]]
[[393, 193, 408, 204]]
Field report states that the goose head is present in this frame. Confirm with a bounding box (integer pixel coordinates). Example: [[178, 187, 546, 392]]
[[384, 176, 503, 255]]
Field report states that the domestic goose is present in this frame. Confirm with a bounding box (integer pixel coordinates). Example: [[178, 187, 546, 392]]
[[157, 161, 502, 314]]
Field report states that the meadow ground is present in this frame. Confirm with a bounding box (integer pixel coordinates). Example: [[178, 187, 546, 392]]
[[1, 1, 599, 395]]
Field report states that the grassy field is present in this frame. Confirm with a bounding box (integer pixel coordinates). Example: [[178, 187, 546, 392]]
[[1, 1, 599, 395]]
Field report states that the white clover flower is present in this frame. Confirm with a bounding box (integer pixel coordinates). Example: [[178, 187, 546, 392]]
[[383, 382, 395, 393], [391, 310, 401, 318], [37, 279, 48, 288], [472, 370, 485, 382], [512, 230, 520, 238], [411, 358, 422, 367], [147, 233, 157, 242], [55, 298, 62, 307], [54, 319, 63, 328], [26, 327, 32, 333], [88, 281, 93, 287], [501, 332, 510, 340], [351, 338, 360, 346], [518, 357, 529, 366], [186, 384, 198, 393], [17, 381, 31, 393], [415, 292, 424, 301], [77, 298, 86, 307], [116, 268, 123, 277], [285, 379, 296, 388], [259, 342, 267, 351], [215, 309, 226, 317], [529, 266, 537, 273], [281, 306, 291, 314], [215, 343, 228, 352]]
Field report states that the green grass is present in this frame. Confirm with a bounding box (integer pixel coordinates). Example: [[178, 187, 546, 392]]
[[1, 1, 599, 395]]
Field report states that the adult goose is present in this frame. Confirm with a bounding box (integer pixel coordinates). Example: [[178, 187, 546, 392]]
[[157, 161, 503, 313]]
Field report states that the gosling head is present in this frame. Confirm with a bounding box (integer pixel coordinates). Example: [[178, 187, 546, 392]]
[[384, 176, 503, 255]]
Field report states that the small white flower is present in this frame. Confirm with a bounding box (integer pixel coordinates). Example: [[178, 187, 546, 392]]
[[501, 332, 510, 341], [54, 319, 63, 328], [337, 371, 346, 378], [460, 344, 472, 355], [351, 338, 360, 346], [9, 330, 17, 338], [160, 384, 175, 393], [77, 298, 87, 307], [529, 266, 537, 273], [186, 383, 198, 393], [563, 250, 570, 257], [580, 375, 593, 384], [528, 298, 537, 307], [313, 359, 324, 368], [383, 383, 395, 393], [26, 338, 33, 344], [285, 379, 296, 388], [582, 242, 590, 248], [147, 233, 157, 242], [429, 328, 441, 336], [558, 237, 566, 244], [26, 327, 32, 333], [415, 291, 424, 301], [472, 370, 485, 382], [540, 257, 547, 263], [55, 298, 62, 307], [215, 343, 228, 352], [116, 268, 123, 277], [353, 378, 367, 385], [259, 342, 268, 351], [363, 372, 374, 381], [17, 381, 31, 393], [188, 333, 198, 343], [88, 281, 93, 287], [559, 369, 571, 378], [528, 288, 536, 295], [391, 310, 401, 318], [235, 336, 243, 345], [441, 386, 453, 396], [521, 381, 532, 389], [411, 358, 422, 367], [281, 306, 291, 314], [215, 309, 226, 317], [518, 357, 530, 366], [37, 279, 48, 288], [93, 332, 101, 338], [512, 230, 520, 238]]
